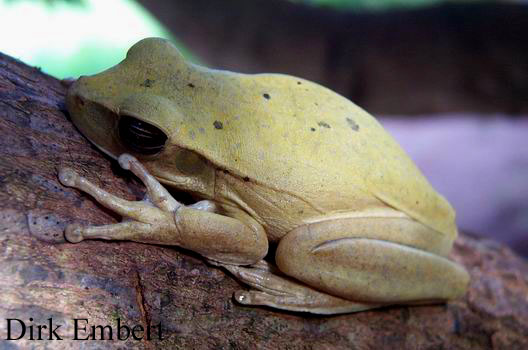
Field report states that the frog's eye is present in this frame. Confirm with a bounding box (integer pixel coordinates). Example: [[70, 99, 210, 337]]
[[118, 116, 167, 155]]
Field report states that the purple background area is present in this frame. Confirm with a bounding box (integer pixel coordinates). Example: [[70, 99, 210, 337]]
[[381, 116, 528, 256]]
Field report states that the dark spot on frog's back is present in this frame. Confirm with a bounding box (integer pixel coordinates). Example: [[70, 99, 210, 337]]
[[140, 79, 155, 88], [317, 121, 331, 128], [263, 93, 271, 100], [188, 83, 195, 88], [213, 121, 223, 130], [346, 117, 360, 131]]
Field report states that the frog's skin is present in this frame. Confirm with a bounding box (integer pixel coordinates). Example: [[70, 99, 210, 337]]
[[59, 37, 469, 314]]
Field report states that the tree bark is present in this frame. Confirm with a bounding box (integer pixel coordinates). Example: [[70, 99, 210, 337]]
[[0, 52, 527, 349]]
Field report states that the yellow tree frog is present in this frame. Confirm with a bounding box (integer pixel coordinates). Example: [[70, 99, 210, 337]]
[[59, 38, 469, 314]]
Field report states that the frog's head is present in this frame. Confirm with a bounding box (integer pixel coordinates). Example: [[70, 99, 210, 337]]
[[66, 38, 215, 194], [66, 38, 187, 160]]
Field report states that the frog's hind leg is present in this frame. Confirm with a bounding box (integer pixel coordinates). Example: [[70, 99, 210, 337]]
[[275, 217, 470, 306], [221, 260, 383, 314], [226, 216, 469, 314]]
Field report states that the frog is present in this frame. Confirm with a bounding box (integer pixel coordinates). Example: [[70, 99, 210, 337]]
[[58, 37, 469, 314]]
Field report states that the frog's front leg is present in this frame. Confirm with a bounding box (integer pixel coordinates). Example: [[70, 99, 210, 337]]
[[230, 216, 469, 314], [58, 154, 268, 265]]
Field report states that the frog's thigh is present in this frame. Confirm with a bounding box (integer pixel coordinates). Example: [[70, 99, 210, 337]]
[[276, 217, 470, 303]]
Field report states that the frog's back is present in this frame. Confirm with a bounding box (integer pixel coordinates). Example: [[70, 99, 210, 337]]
[[173, 67, 456, 239]]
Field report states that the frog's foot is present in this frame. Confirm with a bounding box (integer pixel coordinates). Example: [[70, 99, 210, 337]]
[[58, 165, 178, 244], [58, 154, 267, 267], [221, 261, 383, 314], [58, 154, 216, 244]]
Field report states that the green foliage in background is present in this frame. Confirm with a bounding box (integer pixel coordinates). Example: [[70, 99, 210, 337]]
[[0, 0, 196, 79]]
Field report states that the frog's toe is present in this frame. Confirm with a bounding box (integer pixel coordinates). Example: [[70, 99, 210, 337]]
[[234, 290, 269, 305], [189, 200, 217, 212], [233, 288, 379, 314], [117, 153, 135, 170], [233, 290, 297, 306], [64, 224, 84, 243], [58, 168, 78, 187]]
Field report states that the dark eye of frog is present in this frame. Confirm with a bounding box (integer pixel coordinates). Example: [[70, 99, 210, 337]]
[[118, 116, 168, 155]]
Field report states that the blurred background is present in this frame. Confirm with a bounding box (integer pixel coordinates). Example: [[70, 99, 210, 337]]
[[1, 0, 526, 256]]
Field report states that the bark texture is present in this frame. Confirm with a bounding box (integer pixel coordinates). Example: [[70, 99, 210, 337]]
[[0, 52, 527, 349]]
